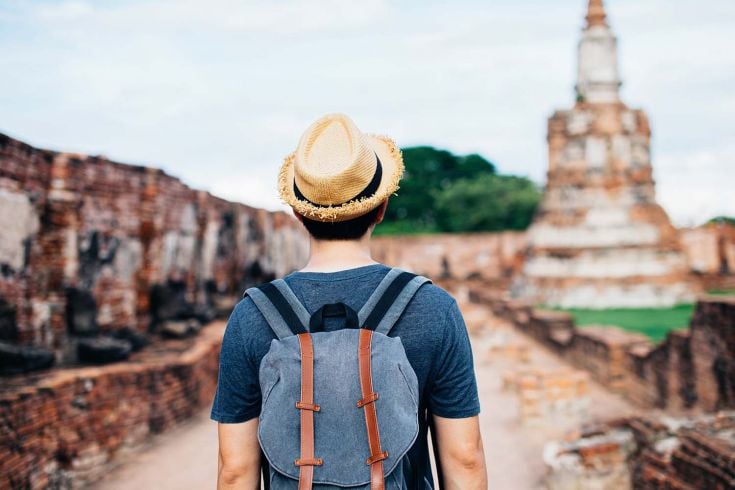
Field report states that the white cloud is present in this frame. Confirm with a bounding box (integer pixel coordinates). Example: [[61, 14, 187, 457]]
[[0, 0, 733, 225], [656, 144, 735, 227]]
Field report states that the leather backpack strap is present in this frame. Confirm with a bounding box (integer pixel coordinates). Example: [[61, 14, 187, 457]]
[[295, 333, 322, 489], [357, 329, 388, 490]]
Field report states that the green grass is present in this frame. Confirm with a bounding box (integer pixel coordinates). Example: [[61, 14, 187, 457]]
[[555, 304, 695, 343]]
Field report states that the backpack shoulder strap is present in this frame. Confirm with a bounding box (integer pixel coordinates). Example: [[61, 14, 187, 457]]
[[272, 279, 312, 326], [244, 279, 311, 339], [357, 267, 404, 326], [358, 267, 432, 335]]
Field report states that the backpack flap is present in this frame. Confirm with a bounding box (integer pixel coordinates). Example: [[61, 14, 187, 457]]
[[258, 329, 420, 487], [253, 269, 430, 487]]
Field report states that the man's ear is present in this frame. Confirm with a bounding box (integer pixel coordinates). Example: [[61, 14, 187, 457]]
[[293, 210, 305, 224], [374, 199, 389, 225]]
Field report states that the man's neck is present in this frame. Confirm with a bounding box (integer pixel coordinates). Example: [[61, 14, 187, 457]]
[[298, 234, 378, 273]]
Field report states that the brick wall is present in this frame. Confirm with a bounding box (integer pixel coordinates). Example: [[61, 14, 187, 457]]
[[0, 132, 308, 363], [371, 225, 735, 296], [370, 231, 527, 286], [690, 297, 735, 411], [0, 132, 311, 488], [636, 416, 735, 489], [567, 327, 650, 392], [474, 287, 735, 413], [680, 224, 735, 290], [0, 321, 225, 489]]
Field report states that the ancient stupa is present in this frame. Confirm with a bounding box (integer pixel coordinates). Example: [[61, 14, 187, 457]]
[[518, 0, 696, 308]]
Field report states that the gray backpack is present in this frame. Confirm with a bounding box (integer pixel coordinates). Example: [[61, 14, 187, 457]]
[[244, 268, 432, 490]]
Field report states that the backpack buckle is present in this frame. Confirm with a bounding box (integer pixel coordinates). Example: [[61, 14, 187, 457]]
[[295, 401, 321, 411], [356, 392, 379, 408], [295, 458, 323, 467], [366, 451, 389, 465]]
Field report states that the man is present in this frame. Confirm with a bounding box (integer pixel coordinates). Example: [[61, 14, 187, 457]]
[[211, 113, 487, 489]]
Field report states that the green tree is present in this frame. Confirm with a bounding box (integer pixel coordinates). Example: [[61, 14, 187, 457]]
[[376, 146, 540, 235], [383, 147, 496, 233], [708, 216, 735, 226], [433, 174, 540, 232]]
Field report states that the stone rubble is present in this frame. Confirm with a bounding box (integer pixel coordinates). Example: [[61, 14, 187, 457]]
[[543, 412, 735, 490], [544, 424, 635, 490], [506, 368, 591, 428]]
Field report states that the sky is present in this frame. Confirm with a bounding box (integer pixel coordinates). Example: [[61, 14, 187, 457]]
[[0, 0, 733, 227]]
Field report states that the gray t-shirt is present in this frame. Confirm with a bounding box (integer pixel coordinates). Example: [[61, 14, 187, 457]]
[[210, 263, 480, 488]]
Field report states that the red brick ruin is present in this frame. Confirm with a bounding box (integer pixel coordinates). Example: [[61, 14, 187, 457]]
[[2, 1, 735, 486], [2, 141, 734, 488], [0, 132, 307, 357], [0, 132, 308, 487], [382, 241, 735, 489]]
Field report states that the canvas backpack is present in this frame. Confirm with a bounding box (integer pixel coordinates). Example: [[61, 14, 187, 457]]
[[244, 267, 432, 490]]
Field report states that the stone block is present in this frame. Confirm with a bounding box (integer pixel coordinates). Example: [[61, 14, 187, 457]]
[[509, 367, 591, 427], [77, 336, 132, 365], [0, 188, 40, 271], [149, 280, 195, 323], [159, 319, 201, 339], [0, 341, 55, 375], [111, 327, 149, 352], [544, 428, 634, 490], [690, 297, 735, 411], [0, 297, 18, 341], [65, 287, 98, 336]]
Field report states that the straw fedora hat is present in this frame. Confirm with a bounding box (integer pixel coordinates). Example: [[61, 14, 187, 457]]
[[278, 113, 404, 222]]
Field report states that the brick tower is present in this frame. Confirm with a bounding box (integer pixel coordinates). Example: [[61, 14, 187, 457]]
[[518, 0, 696, 308]]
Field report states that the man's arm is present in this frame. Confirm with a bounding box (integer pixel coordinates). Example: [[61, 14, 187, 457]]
[[432, 414, 487, 489], [217, 419, 261, 489]]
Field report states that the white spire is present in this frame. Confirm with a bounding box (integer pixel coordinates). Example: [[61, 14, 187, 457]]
[[575, 0, 621, 104]]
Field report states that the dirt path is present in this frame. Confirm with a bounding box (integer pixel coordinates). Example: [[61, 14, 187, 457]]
[[91, 409, 218, 490], [469, 306, 636, 489], [94, 303, 635, 490]]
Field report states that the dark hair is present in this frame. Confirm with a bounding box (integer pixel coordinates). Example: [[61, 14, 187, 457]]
[[299, 204, 384, 240]]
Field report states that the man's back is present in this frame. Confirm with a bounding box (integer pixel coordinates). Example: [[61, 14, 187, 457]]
[[214, 113, 486, 489], [211, 263, 480, 487]]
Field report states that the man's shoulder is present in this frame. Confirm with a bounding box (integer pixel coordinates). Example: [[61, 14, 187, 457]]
[[231, 293, 257, 315], [407, 280, 457, 317], [228, 294, 270, 333]]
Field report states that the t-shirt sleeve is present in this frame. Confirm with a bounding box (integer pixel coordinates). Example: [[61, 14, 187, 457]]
[[428, 298, 481, 419], [210, 307, 262, 423]]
